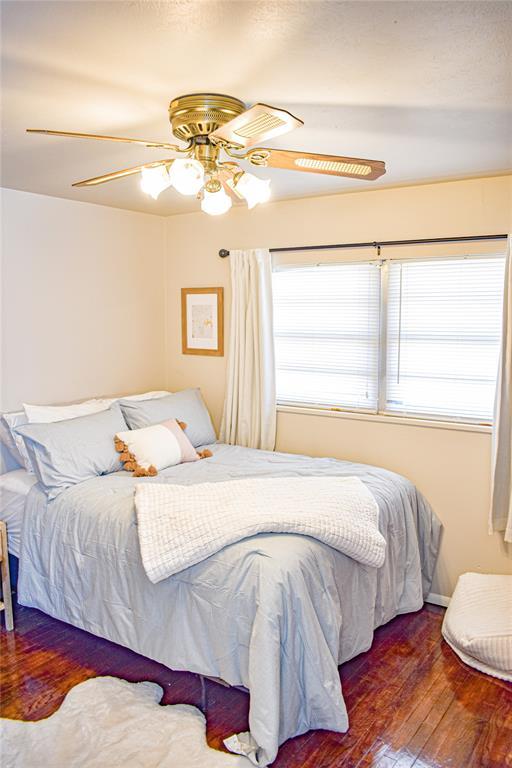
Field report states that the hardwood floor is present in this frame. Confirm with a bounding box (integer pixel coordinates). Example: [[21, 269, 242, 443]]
[[1, 601, 511, 767]]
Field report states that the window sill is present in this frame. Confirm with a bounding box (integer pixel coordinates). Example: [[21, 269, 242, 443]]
[[276, 404, 492, 434]]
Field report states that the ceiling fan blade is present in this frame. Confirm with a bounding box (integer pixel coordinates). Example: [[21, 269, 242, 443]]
[[27, 129, 182, 151], [209, 104, 303, 149], [72, 159, 174, 187], [246, 148, 386, 180]]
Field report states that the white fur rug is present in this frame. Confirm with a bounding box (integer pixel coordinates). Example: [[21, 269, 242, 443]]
[[0, 676, 252, 767]]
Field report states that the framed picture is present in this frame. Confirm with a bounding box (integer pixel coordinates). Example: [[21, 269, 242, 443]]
[[181, 287, 224, 356]]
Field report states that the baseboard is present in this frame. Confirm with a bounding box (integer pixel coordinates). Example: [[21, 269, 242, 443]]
[[426, 592, 450, 608]]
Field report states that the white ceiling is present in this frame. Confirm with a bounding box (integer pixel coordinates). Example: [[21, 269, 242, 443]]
[[1, 1, 511, 216]]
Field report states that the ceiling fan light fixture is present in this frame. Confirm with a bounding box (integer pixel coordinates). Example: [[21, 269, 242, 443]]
[[169, 158, 205, 196], [31, 93, 386, 212], [234, 172, 271, 209], [201, 186, 232, 216], [140, 164, 172, 199]]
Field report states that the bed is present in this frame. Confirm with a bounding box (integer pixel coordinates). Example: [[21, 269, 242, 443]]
[[16, 442, 441, 766]]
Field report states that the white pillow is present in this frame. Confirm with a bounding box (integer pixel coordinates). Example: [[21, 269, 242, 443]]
[[94, 391, 171, 408], [119, 390, 171, 402], [24, 392, 171, 421], [24, 399, 110, 424], [115, 418, 204, 476]]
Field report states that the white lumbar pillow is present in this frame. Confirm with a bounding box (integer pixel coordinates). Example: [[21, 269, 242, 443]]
[[115, 418, 211, 477], [442, 572, 512, 682]]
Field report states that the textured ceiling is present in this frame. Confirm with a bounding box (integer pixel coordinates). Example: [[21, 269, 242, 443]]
[[1, 1, 511, 216]]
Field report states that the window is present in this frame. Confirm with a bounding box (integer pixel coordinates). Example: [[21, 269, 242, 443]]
[[273, 263, 380, 411], [273, 255, 505, 424], [385, 257, 505, 421]]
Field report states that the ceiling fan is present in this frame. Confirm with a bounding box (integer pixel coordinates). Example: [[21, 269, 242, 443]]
[[27, 93, 386, 215]]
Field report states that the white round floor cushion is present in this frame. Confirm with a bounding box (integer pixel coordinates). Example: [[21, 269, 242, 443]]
[[442, 572, 512, 682]]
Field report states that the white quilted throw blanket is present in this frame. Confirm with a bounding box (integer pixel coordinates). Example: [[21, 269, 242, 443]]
[[135, 476, 385, 583]]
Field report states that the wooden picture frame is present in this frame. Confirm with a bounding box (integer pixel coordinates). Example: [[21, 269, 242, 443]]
[[181, 287, 224, 356]]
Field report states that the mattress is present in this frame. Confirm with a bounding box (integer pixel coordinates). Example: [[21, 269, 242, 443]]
[[18, 443, 441, 766], [0, 469, 38, 556]]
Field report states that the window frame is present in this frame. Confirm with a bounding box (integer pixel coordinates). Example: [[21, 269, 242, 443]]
[[273, 252, 505, 427]]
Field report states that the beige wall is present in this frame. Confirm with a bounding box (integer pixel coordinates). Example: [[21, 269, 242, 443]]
[[165, 175, 512, 597], [1, 188, 166, 411], [2, 179, 511, 597]]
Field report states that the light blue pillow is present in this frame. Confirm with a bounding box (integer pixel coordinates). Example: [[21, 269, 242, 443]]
[[15, 403, 127, 499], [119, 388, 216, 448]]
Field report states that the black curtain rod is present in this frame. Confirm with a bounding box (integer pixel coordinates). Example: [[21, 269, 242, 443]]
[[218, 234, 508, 258]]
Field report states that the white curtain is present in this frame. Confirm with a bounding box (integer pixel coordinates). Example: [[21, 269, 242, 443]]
[[219, 248, 276, 451], [490, 235, 512, 542]]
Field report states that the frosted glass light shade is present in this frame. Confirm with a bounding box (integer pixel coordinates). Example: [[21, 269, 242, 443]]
[[201, 187, 232, 216], [140, 165, 172, 199], [169, 159, 205, 196], [235, 172, 271, 209]]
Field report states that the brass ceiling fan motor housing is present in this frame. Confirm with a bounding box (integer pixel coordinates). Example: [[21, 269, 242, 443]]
[[168, 93, 247, 141]]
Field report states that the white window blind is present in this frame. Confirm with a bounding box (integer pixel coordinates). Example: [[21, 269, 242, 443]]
[[273, 263, 380, 410], [385, 257, 505, 422]]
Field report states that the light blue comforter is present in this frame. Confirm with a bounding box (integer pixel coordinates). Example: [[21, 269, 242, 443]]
[[18, 444, 441, 766]]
